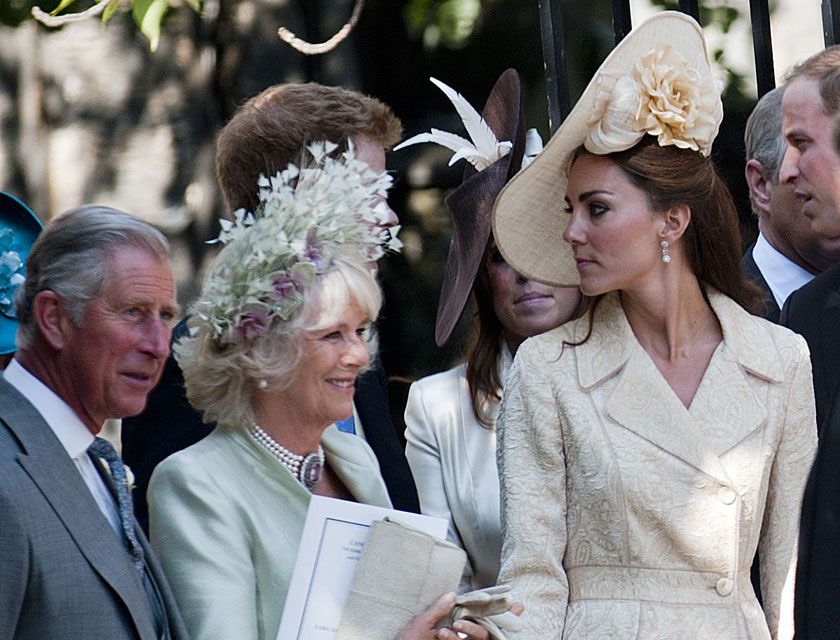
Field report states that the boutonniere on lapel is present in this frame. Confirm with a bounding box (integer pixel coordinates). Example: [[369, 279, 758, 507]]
[[124, 464, 137, 492], [101, 460, 137, 492]]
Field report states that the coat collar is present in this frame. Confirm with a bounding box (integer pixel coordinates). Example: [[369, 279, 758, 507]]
[[229, 424, 392, 509], [0, 379, 160, 640], [573, 290, 783, 485], [321, 426, 392, 508], [576, 289, 784, 389]]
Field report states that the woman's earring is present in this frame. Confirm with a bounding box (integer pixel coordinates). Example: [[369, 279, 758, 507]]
[[660, 240, 671, 264]]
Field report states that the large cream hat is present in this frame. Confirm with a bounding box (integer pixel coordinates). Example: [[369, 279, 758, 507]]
[[492, 11, 722, 286]]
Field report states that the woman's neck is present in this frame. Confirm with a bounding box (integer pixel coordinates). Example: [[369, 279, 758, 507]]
[[620, 267, 721, 364], [251, 391, 327, 455]]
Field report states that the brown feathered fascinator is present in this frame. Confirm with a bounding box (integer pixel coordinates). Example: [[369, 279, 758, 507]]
[[395, 69, 541, 346]]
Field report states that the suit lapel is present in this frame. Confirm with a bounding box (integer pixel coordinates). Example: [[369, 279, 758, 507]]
[[819, 289, 840, 428], [686, 343, 767, 456], [743, 245, 781, 323], [353, 368, 420, 513], [0, 380, 158, 640], [322, 425, 392, 508]]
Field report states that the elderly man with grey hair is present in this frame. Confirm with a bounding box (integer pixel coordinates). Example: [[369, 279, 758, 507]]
[[742, 86, 831, 323], [0, 205, 188, 639]]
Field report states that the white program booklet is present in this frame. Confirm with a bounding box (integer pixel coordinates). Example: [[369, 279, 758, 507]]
[[276, 496, 448, 640]]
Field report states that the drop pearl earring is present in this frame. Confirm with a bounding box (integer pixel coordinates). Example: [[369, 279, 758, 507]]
[[661, 240, 671, 264]]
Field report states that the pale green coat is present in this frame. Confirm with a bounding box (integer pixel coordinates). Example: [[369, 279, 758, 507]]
[[148, 424, 392, 640]]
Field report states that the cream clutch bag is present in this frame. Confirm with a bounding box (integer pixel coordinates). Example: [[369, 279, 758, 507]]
[[335, 518, 465, 640]]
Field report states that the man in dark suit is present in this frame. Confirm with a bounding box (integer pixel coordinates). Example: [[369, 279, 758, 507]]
[[742, 87, 831, 323], [776, 46, 840, 640], [0, 206, 188, 639], [122, 83, 420, 532]]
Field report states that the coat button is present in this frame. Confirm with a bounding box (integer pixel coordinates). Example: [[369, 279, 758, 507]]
[[719, 487, 737, 505], [716, 577, 734, 596]]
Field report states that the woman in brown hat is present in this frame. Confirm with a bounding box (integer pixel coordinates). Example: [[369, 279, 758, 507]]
[[491, 12, 815, 639], [396, 70, 582, 591]]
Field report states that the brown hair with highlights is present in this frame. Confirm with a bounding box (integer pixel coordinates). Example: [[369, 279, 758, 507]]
[[465, 246, 506, 427], [605, 138, 764, 313], [216, 83, 403, 213], [785, 45, 840, 116]]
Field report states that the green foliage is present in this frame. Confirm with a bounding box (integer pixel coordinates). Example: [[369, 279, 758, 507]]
[[404, 0, 483, 49], [131, 0, 170, 50], [0, 0, 200, 51], [50, 0, 80, 15], [101, 0, 122, 24]]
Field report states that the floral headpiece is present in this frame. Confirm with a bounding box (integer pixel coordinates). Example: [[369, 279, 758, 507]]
[[0, 228, 27, 319], [194, 142, 398, 345], [585, 45, 723, 157]]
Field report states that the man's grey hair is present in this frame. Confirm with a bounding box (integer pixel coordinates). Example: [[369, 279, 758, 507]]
[[745, 87, 787, 184], [16, 205, 170, 349], [744, 87, 787, 218]]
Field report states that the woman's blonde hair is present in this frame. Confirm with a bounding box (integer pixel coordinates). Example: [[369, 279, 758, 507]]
[[175, 253, 381, 429]]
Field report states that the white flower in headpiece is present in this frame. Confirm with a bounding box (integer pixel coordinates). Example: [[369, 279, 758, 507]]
[[195, 142, 398, 345], [585, 45, 723, 157]]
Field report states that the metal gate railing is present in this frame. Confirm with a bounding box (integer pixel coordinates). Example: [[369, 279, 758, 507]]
[[539, 0, 840, 133]]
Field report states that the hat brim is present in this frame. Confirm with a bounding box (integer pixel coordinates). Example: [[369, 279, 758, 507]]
[[435, 68, 525, 346], [0, 192, 42, 355], [491, 12, 711, 287]]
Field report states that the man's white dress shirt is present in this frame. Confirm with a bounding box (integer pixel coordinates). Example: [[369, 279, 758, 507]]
[[3, 358, 122, 535], [752, 232, 815, 308]]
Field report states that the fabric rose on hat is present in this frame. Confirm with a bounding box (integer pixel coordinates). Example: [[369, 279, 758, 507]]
[[586, 45, 723, 157]]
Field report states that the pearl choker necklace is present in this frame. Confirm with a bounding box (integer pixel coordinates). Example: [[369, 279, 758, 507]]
[[249, 425, 325, 490]]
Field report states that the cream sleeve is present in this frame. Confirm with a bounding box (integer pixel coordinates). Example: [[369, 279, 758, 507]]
[[497, 345, 569, 638]]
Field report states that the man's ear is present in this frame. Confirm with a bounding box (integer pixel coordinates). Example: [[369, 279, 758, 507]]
[[745, 159, 772, 215], [660, 203, 691, 243], [32, 291, 72, 350]]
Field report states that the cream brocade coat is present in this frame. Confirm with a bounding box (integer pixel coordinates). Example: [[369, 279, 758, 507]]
[[498, 291, 817, 640]]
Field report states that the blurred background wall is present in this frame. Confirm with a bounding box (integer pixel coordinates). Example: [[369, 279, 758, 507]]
[[0, 0, 826, 400]]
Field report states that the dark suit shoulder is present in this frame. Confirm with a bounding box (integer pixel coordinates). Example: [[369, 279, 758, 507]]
[[354, 366, 420, 513], [122, 316, 212, 533], [742, 243, 780, 323], [783, 262, 840, 331]]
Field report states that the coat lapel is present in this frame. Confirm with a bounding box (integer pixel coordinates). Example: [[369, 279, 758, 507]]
[[604, 340, 733, 484], [580, 292, 781, 485], [0, 380, 158, 640], [322, 425, 392, 508]]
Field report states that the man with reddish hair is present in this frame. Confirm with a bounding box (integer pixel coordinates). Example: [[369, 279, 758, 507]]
[[778, 45, 840, 640], [122, 82, 419, 532]]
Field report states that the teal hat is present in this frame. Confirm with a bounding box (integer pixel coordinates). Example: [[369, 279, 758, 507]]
[[0, 192, 42, 355]]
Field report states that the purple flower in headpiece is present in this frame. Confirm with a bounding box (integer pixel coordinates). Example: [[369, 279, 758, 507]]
[[271, 273, 299, 301], [302, 243, 326, 273], [233, 309, 271, 342]]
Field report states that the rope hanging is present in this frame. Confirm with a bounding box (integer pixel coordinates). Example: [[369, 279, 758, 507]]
[[277, 0, 364, 55], [31, 0, 108, 26]]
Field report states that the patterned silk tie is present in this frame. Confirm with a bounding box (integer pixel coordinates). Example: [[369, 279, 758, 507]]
[[89, 437, 145, 575]]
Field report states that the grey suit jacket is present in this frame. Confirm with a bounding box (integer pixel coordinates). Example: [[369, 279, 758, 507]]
[[0, 378, 189, 640]]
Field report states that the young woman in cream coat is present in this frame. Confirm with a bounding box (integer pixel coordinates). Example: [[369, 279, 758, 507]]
[[397, 70, 581, 590], [491, 13, 816, 639]]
